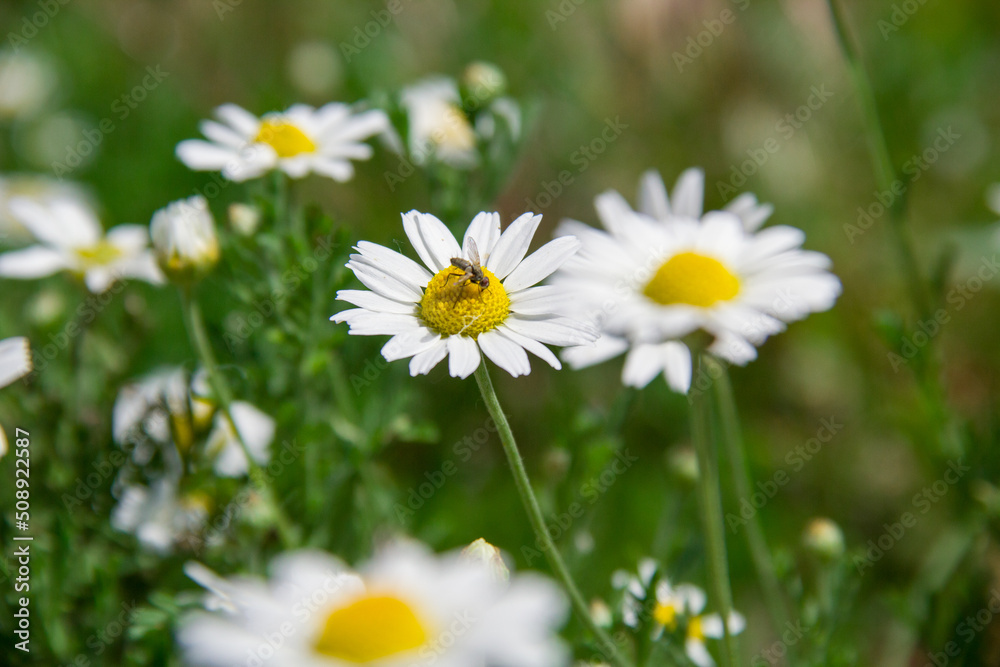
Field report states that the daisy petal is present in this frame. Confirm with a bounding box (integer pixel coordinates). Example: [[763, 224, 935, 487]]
[[464, 211, 502, 260], [176, 140, 239, 171], [622, 344, 664, 388], [408, 340, 448, 376], [505, 315, 597, 347], [402, 211, 461, 273], [336, 289, 416, 315], [639, 169, 671, 221], [497, 326, 561, 370], [214, 103, 260, 135], [662, 341, 692, 393], [354, 241, 432, 288], [383, 329, 441, 362], [0, 246, 68, 279], [0, 337, 32, 388], [671, 167, 705, 219], [487, 213, 542, 279], [561, 335, 629, 369], [502, 236, 581, 292], [446, 335, 481, 378], [478, 330, 531, 377], [346, 257, 423, 302]]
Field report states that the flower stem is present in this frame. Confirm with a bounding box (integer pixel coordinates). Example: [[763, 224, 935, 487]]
[[179, 287, 296, 547], [708, 358, 792, 649], [473, 364, 633, 667], [825, 0, 930, 321], [690, 356, 739, 667]]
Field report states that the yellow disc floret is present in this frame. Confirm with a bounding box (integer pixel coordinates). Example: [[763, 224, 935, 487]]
[[643, 251, 740, 308], [75, 241, 123, 269], [254, 118, 316, 158], [653, 602, 679, 630], [687, 615, 705, 641], [419, 265, 509, 338], [314, 594, 429, 663]]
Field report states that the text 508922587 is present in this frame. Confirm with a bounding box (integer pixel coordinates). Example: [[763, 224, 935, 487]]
[[12, 427, 32, 653]]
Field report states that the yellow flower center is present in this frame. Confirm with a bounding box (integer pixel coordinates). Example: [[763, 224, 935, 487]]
[[643, 252, 740, 308], [653, 602, 679, 630], [254, 118, 316, 158], [75, 241, 122, 268], [687, 615, 705, 641], [314, 594, 429, 663], [419, 265, 509, 338]]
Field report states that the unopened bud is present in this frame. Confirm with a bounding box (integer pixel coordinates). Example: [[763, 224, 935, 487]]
[[150, 195, 219, 283], [802, 517, 845, 560], [461, 538, 509, 582]]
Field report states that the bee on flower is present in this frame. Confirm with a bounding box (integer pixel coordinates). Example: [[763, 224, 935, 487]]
[[332, 210, 597, 378]]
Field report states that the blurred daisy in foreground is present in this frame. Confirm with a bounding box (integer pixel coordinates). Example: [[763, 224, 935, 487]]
[[332, 210, 596, 378], [179, 541, 567, 667], [0, 197, 164, 293], [0, 337, 32, 458], [111, 477, 210, 554], [0, 173, 92, 242], [176, 102, 388, 182], [554, 168, 841, 392], [112, 367, 274, 476]]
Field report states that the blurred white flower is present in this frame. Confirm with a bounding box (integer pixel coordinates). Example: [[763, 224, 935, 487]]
[[228, 202, 262, 236], [401, 77, 478, 168], [0, 174, 92, 242], [0, 50, 57, 120], [0, 197, 164, 293], [111, 477, 210, 554], [150, 195, 219, 281], [332, 210, 596, 379], [461, 538, 509, 582], [179, 541, 568, 667], [0, 336, 32, 459], [554, 168, 841, 393], [176, 102, 388, 182], [113, 367, 274, 477]]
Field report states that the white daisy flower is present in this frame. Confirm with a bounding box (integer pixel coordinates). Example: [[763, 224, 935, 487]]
[[673, 587, 746, 667], [0, 197, 164, 293], [111, 477, 210, 554], [332, 211, 597, 379], [178, 541, 568, 667], [554, 168, 841, 393], [400, 77, 479, 168], [149, 195, 220, 280], [0, 336, 32, 459], [176, 102, 389, 182]]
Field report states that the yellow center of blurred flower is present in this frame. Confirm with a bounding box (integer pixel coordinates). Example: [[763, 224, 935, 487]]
[[75, 241, 122, 268], [254, 118, 316, 158], [419, 265, 509, 338], [643, 252, 740, 307], [433, 104, 476, 152], [314, 594, 429, 662], [687, 616, 705, 641], [653, 602, 679, 630]]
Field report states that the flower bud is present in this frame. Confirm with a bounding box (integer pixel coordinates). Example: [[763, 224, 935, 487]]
[[461, 538, 509, 582], [150, 196, 219, 283], [802, 517, 845, 560], [666, 445, 699, 486], [228, 202, 261, 236], [460, 61, 506, 110]]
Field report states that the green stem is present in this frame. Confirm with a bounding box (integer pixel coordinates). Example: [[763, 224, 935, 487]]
[[180, 287, 296, 547], [825, 0, 930, 321], [709, 358, 792, 647], [473, 364, 633, 667], [690, 356, 739, 667]]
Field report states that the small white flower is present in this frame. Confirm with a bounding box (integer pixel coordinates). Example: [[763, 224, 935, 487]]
[[0, 197, 164, 293], [111, 477, 209, 554], [150, 195, 220, 280], [554, 168, 841, 392], [178, 541, 568, 667], [176, 102, 388, 182], [332, 211, 597, 379], [401, 77, 479, 168], [113, 367, 275, 476], [0, 336, 32, 459]]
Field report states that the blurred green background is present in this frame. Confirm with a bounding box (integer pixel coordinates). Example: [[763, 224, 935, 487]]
[[1, 0, 999, 665]]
